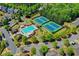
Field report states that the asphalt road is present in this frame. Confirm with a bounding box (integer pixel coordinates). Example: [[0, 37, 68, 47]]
[[0, 28, 17, 54], [16, 42, 53, 56]]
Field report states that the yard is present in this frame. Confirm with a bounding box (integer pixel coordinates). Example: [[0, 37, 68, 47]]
[[53, 22, 77, 39]]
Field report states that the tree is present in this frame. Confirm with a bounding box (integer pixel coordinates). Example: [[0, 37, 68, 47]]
[[41, 35, 47, 42], [2, 4, 79, 25], [44, 33, 52, 42], [59, 48, 65, 56], [40, 4, 79, 25], [4, 25, 10, 30], [42, 31, 52, 42], [0, 32, 2, 36], [30, 36, 38, 43], [2, 52, 13, 56], [2, 19, 8, 25], [22, 36, 27, 45], [14, 38, 20, 47], [1, 40, 6, 48], [66, 46, 75, 56], [63, 39, 70, 47], [52, 41, 58, 48], [14, 34, 21, 41], [31, 46, 36, 56], [0, 40, 6, 54], [0, 32, 2, 41], [39, 45, 49, 56], [41, 33, 52, 42]]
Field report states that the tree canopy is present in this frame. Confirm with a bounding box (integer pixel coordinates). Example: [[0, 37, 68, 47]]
[[66, 46, 75, 56], [31, 46, 36, 56], [63, 39, 70, 47], [52, 41, 58, 48], [39, 45, 49, 56], [2, 52, 13, 56], [59, 48, 65, 56], [22, 36, 27, 45], [41, 4, 79, 25]]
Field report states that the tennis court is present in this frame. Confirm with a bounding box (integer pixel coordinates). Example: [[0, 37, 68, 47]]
[[33, 16, 49, 26], [43, 22, 62, 33]]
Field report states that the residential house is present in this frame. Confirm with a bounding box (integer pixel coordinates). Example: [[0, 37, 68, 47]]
[[7, 8, 14, 14], [1, 6, 7, 12], [14, 9, 18, 13]]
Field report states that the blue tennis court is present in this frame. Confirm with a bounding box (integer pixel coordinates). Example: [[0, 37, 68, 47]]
[[43, 22, 62, 33], [50, 22, 60, 28], [33, 16, 49, 26]]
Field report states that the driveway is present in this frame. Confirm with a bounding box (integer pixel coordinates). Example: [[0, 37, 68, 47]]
[[68, 34, 79, 42], [17, 42, 53, 56], [0, 28, 17, 54]]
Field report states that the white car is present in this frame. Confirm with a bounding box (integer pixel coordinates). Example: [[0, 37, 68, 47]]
[[70, 41, 76, 45]]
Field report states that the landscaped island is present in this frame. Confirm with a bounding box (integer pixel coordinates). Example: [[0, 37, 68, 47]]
[[0, 3, 79, 56]]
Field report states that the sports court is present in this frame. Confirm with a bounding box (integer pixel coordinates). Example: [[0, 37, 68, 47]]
[[33, 16, 49, 26], [43, 21, 62, 33]]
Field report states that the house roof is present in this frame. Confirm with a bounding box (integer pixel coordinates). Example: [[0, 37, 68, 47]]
[[46, 49, 58, 56], [0, 6, 2, 10], [8, 21, 15, 27], [0, 6, 20, 14], [1, 6, 7, 12], [7, 8, 14, 14], [0, 22, 3, 26], [14, 9, 18, 13], [72, 18, 79, 26]]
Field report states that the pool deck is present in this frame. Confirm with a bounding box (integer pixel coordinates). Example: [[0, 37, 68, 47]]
[[20, 25, 38, 37]]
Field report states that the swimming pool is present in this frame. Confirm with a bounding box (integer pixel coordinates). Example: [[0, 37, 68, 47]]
[[21, 25, 38, 34], [43, 22, 62, 33]]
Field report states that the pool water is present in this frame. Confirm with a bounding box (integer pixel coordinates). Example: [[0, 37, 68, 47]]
[[21, 25, 37, 33]]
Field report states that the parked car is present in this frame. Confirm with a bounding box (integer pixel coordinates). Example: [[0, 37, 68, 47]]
[[2, 33, 5, 38], [23, 50, 29, 53], [0, 36, 2, 41], [44, 42, 48, 44], [0, 22, 3, 26], [6, 42, 9, 47], [70, 41, 76, 45]]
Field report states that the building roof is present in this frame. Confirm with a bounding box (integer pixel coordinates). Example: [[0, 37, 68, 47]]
[[0, 6, 20, 14], [14, 9, 18, 13], [8, 21, 15, 27], [7, 8, 14, 14], [72, 18, 79, 26], [1, 6, 7, 12], [46, 49, 58, 56], [0, 22, 3, 26], [0, 6, 2, 10]]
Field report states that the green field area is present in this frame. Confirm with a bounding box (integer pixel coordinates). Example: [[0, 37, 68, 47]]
[[0, 4, 79, 56]]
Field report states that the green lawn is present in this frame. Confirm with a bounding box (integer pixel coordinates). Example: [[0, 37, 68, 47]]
[[53, 23, 77, 39]]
